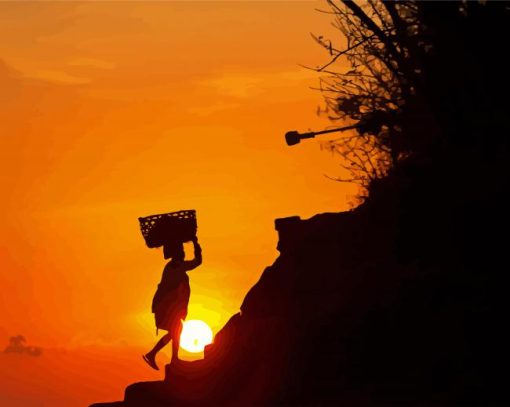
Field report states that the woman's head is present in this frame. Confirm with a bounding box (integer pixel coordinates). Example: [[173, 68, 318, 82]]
[[163, 241, 185, 261]]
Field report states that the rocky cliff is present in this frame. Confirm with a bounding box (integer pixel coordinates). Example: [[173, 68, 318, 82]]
[[92, 155, 508, 406]]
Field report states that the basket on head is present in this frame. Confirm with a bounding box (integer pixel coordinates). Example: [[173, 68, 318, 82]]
[[138, 209, 197, 248]]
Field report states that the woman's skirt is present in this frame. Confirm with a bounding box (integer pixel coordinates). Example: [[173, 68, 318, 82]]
[[153, 282, 190, 335]]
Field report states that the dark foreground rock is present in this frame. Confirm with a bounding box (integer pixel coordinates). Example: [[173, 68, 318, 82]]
[[92, 155, 508, 406]]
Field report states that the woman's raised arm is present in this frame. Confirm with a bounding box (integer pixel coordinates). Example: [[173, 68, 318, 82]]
[[184, 236, 202, 270]]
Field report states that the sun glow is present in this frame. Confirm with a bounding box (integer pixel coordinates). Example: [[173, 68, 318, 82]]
[[180, 320, 214, 353]]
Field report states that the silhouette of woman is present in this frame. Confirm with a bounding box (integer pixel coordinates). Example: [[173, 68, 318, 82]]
[[143, 236, 202, 370]]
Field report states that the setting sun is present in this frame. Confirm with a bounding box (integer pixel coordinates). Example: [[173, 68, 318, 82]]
[[180, 320, 213, 353]]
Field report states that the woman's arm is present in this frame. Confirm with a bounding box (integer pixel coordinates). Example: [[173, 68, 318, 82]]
[[184, 236, 202, 270]]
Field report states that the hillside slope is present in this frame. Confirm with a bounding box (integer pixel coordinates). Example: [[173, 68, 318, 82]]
[[93, 154, 508, 406]]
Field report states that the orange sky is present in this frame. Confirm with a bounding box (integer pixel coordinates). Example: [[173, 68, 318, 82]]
[[0, 1, 354, 405]]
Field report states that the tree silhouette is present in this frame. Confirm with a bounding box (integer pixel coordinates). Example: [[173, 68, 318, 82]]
[[4, 335, 26, 353], [310, 0, 509, 192], [3, 335, 42, 356]]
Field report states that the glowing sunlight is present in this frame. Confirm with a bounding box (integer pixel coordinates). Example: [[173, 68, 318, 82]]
[[180, 320, 213, 353]]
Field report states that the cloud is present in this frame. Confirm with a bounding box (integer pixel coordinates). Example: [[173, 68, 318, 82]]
[[67, 57, 116, 70], [198, 68, 317, 99], [29, 69, 91, 85], [0, 59, 20, 77], [1, 58, 89, 89], [201, 74, 264, 98], [187, 101, 240, 116]]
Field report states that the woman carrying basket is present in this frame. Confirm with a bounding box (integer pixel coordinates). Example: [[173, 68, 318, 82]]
[[143, 236, 202, 370]]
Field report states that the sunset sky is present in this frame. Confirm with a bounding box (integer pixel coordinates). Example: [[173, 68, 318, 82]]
[[0, 1, 354, 405]]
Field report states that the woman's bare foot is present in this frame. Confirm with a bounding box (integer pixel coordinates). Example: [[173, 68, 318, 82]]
[[143, 353, 159, 370]]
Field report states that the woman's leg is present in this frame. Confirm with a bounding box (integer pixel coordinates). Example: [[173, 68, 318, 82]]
[[171, 320, 184, 363], [144, 333, 171, 370], [149, 333, 171, 356]]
